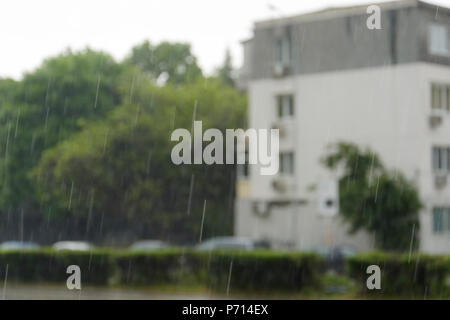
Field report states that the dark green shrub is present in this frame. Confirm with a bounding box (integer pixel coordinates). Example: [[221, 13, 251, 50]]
[[0, 249, 324, 292], [114, 249, 206, 286], [0, 249, 115, 285], [205, 250, 323, 292], [347, 252, 450, 298]]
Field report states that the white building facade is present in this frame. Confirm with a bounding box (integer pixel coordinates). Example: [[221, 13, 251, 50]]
[[235, 0, 450, 253]]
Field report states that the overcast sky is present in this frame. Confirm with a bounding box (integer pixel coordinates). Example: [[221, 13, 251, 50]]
[[0, 0, 447, 79]]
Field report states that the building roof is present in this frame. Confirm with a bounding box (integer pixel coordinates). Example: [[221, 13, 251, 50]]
[[254, 0, 448, 29]]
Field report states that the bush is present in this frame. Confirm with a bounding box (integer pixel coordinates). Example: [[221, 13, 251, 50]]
[[347, 252, 450, 298], [0, 249, 115, 285], [114, 249, 324, 292], [0, 249, 324, 293], [114, 249, 205, 286], [205, 251, 323, 292]]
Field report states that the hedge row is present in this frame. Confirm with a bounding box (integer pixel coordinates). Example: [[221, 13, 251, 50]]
[[347, 252, 450, 298], [204, 251, 322, 291], [1, 249, 449, 297], [0, 249, 323, 292], [0, 249, 115, 285], [114, 250, 206, 286]]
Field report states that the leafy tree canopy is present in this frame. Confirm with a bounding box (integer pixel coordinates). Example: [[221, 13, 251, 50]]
[[322, 142, 422, 251], [127, 41, 203, 86], [0, 43, 245, 244], [0, 48, 129, 210], [216, 48, 235, 87], [32, 76, 246, 242]]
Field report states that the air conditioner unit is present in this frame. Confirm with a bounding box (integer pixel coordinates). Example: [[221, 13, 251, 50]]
[[273, 63, 290, 77], [271, 122, 287, 138], [434, 173, 447, 189], [252, 201, 270, 218], [272, 177, 288, 193], [429, 113, 443, 128]]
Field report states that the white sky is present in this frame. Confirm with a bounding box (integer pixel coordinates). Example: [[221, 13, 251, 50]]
[[0, 0, 447, 79]]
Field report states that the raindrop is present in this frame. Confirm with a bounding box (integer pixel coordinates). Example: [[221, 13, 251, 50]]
[[199, 200, 206, 243], [94, 74, 101, 109], [226, 260, 233, 296], [2, 264, 8, 300], [187, 174, 195, 216]]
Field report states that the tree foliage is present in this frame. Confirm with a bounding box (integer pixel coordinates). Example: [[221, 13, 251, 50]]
[[0, 42, 246, 244], [32, 76, 246, 243], [127, 41, 203, 86], [217, 48, 235, 87], [0, 49, 128, 211], [322, 142, 421, 251]]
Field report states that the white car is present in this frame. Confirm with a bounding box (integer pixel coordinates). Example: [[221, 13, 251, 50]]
[[196, 237, 255, 251], [0, 241, 39, 250], [53, 241, 93, 251], [129, 240, 170, 251]]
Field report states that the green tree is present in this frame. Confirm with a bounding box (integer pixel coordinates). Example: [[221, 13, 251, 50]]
[[0, 78, 20, 105], [127, 41, 203, 86], [217, 48, 235, 87], [32, 76, 246, 242], [0, 48, 128, 211], [322, 142, 421, 251]]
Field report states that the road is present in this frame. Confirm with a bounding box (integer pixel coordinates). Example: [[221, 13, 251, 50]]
[[1, 284, 234, 300]]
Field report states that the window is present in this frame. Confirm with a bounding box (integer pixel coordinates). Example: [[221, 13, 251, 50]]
[[428, 24, 449, 56], [237, 151, 249, 178], [432, 207, 450, 233], [277, 95, 294, 118], [275, 36, 292, 65], [431, 83, 450, 111], [432, 146, 450, 172], [279, 152, 294, 174]]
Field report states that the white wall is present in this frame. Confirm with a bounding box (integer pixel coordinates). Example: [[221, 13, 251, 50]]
[[235, 199, 374, 251], [237, 62, 450, 253], [418, 63, 450, 254]]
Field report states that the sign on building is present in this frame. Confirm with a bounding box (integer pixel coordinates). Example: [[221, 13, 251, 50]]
[[318, 179, 339, 217]]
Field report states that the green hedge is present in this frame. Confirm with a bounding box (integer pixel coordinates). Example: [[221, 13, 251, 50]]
[[114, 249, 206, 286], [205, 251, 322, 292], [114, 249, 322, 292], [347, 252, 450, 298], [0, 249, 115, 285], [0, 249, 323, 292], [1, 249, 449, 297]]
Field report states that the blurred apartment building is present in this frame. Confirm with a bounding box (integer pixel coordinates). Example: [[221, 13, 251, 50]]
[[235, 0, 450, 253]]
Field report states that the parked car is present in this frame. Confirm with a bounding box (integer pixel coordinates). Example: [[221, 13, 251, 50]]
[[53, 241, 93, 251], [0, 241, 39, 250], [310, 245, 357, 273], [196, 237, 254, 251], [253, 239, 271, 249], [309, 246, 331, 258], [129, 240, 170, 251]]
